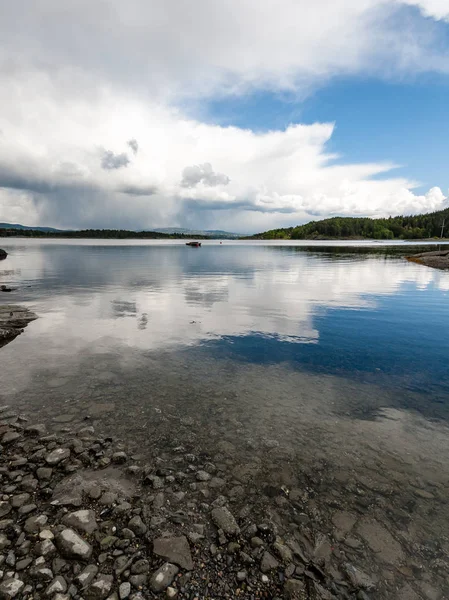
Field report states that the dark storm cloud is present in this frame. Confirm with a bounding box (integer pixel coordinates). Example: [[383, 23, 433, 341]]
[[119, 183, 158, 196], [182, 198, 296, 213], [101, 150, 130, 170], [127, 139, 139, 155], [181, 163, 230, 188], [0, 165, 56, 194]]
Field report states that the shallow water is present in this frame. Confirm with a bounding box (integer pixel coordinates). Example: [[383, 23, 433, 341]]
[[1, 239, 449, 596]]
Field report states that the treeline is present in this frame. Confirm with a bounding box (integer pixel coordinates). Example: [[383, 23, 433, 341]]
[[251, 208, 449, 240], [0, 228, 206, 240]]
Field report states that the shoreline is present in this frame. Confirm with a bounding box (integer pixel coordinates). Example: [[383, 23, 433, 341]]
[[0, 403, 447, 599]]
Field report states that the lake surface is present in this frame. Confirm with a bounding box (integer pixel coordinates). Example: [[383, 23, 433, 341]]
[[1, 239, 449, 597]]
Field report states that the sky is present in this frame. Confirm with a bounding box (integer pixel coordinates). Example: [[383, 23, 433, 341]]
[[0, 0, 448, 233]]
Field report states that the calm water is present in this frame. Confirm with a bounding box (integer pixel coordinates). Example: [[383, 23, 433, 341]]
[[1, 239, 449, 594]]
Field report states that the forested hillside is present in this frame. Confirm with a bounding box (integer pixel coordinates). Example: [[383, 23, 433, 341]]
[[251, 207, 449, 240]]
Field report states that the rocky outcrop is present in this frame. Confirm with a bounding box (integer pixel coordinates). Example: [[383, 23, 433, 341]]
[[407, 249, 449, 270], [0, 305, 37, 347], [0, 249, 7, 260]]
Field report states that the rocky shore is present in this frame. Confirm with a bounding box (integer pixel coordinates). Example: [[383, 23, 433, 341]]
[[0, 408, 399, 600], [0, 306, 37, 347], [406, 249, 449, 270]]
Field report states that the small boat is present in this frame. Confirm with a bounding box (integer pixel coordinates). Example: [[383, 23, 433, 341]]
[[186, 241, 202, 247]]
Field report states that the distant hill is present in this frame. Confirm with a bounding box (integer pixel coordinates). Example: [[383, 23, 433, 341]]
[[0, 222, 64, 233], [248, 207, 449, 240], [0, 223, 242, 239], [154, 227, 243, 238]]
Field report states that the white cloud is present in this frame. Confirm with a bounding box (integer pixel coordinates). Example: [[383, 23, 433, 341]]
[[1, 0, 448, 98], [401, 0, 449, 21], [0, 0, 448, 230], [0, 78, 448, 231]]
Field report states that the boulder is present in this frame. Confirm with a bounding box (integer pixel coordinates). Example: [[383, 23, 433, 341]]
[[0, 249, 7, 260]]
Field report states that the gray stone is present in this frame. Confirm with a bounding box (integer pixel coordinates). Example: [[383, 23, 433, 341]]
[[99, 492, 117, 506], [39, 529, 55, 540], [15, 558, 32, 570], [45, 576, 68, 596], [260, 551, 279, 573], [85, 575, 113, 600], [34, 539, 57, 558], [211, 507, 240, 536], [149, 563, 179, 593], [121, 528, 135, 540], [196, 470, 211, 482], [31, 567, 54, 582], [344, 563, 376, 590], [130, 559, 149, 574], [153, 536, 193, 570], [0, 579, 24, 600], [18, 503, 37, 515], [56, 529, 93, 560], [127, 516, 147, 536], [147, 475, 163, 489], [237, 571, 247, 581], [2, 432, 21, 445], [284, 579, 306, 598], [36, 468, 53, 481], [356, 519, 404, 565], [63, 510, 98, 534], [76, 565, 99, 589], [119, 582, 131, 599], [273, 541, 293, 563], [129, 575, 146, 588], [112, 452, 127, 464], [25, 424, 47, 437], [11, 493, 30, 508], [0, 534, 10, 551], [24, 514, 48, 533], [46, 448, 71, 465], [0, 503, 11, 519]]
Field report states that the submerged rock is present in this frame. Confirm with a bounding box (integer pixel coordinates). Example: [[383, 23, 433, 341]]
[[0, 305, 37, 346]]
